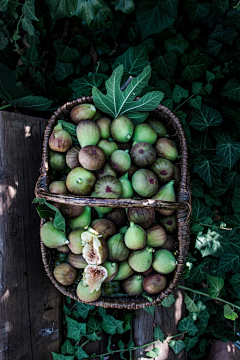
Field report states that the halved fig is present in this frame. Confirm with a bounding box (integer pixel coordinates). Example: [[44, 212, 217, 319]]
[[83, 265, 108, 292], [82, 230, 108, 265]]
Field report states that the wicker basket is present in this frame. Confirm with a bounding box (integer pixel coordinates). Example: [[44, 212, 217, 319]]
[[35, 96, 191, 309]]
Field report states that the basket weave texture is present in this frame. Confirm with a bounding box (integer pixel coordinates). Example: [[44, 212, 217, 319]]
[[35, 96, 191, 309]]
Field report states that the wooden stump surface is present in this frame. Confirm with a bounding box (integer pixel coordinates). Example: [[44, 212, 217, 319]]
[[0, 111, 186, 360]]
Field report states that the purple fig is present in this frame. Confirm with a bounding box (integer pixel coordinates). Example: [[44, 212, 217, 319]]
[[66, 146, 81, 169], [130, 142, 156, 167], [49, 123, 72, 152], [143, 273, 167, 295], [96, 163, 117, 179], [127, 208, 155, 229], [70, 104, 96, 124], [105, 208, 128, 227], [68, 253, 87, 269], [159, 234, 176, 251], [91, 219, 117, 241], [157, 214, 177, 234], [60, 204, 84, 218], [150, 158, 174, 183], [79, 145, 105, 171], [95, 175, 123, 199]]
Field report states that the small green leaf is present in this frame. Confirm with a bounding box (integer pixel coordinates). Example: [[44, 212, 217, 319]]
[[101, 315, 124, 335], [191, 178, 205, 198], [213, 0, 229, 16], [216, 136, 240, 169], [66, 317, 86, 342], [143, 305, 155, 316], [21, 17, 35, 36], [114, 0, 135, 14], [54, 40, 79, 63], [61, 339, 75, 355], [76, 303, 95, 320], [106, 335, 113, 354], [0, 0, 8, 12], [178, 316, 198, 336], [54, 61, 74, 81], [181, 49, 213, 82], [161, 294, 176, 307], [189, 258, 212, 283], [195, 229, 222, 258], [218, 252, 240, 273], [85, 332, 101, 341], [188, 95, 202, 110], [223, 305, 238, 321], [153, 51, 177, 78], [52, 354, 74, 360], [184, 0, 211, 23], [193, 154, 225, 188], [206, 275, 224, 298], [87, 316, 101, 333], [36, 203, 66, 232], [205, 70, 215, 82], [184, 294, 200, 313], [221, 78, 240, 102], [74, 347, 89, 360], [204, 83, 213, 95], [146, 348, 160, 357], [192, 82, 205, 95], [172, 85, 189, 103], [154, 325, 165, 342], [184, 336, 199, 352], [206, 39, 222, 56], [169, 340, 186, 354], [22, 0, 39, 20], [229, 273, 240, 298]]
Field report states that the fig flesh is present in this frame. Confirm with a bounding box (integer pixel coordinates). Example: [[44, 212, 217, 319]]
[[66, 167, 96, 195], [143, 273, 167, 295], [102, 261, 118, 283], [54, 263, 77, 285], [76, 120, 100, 148], [78, 145, 105, 171], [110, 149, 131, 173], [150, 158, 174, 183], [107, 233, 130, 261], [83, 264, 108, 292], [132, 169, 158, 197], [91, 219, 117, 241], [130, 142, 156, 167], [95, 176, 123, 199], [96, 117, 111, 139], [68, 253, 87, 269], [124, 222, 147, 250], [41, 221, 69, 248], [68, 228, 85, 254], [123, 274, 144, 296], [133, 123, 157, 144], [49, 123, 72, 152], [67, 206, 91, 230], [82, 229, 108, 265], [113, 260, 134, 280], [49, 181, 68, 194], [153, 249, 177, 274], [70, 104, 96, 124], [66, 146, 81, 169], [152, 180, 176, 216], [155, 138, 178, 161], [146, 224, 167, 247], [49, 150, 66, 171], [110, 115, 134, 143], [77, 280, 101, 302], [127, 207, 155, 229], [128, 246, 154, 273]]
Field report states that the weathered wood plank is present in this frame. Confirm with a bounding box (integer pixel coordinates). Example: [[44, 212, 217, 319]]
[[0, 111, 62, 360]]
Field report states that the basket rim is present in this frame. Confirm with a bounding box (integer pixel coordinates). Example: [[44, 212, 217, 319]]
[[36, 96, 191, 309]]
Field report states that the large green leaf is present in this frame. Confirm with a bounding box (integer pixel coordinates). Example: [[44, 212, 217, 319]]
[[181, 49, 213, 82], [213, 0, 229, 16], [0, 0, 8, 12], [190, 105, 223, 131], [152, 51, 177, 78], [193, 154, 225, 188], [215, 133, 240, 169], [221, 78, 240, 102], [206, 275, 224, 298], [71, 75, 103, 97], [184, 0, 212, 23], [218, 252, 240, 272], [11, 95, 53, 110], [53, 40, 79, 63], [76, 0, 102, 25], [112, 45, 149, 76]]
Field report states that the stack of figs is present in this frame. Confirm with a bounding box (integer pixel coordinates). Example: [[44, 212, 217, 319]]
[[41, 103, 181, 302]]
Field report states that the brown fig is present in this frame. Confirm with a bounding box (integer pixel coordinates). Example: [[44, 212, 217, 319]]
[[96, 117, 111, 139], [66, 146, 81, 169], [79, 145, 105, 171], [105, 208, 127, 227], [68, 253, 88, 269], [91, 219, 117, 241], [60, 204, 85, 218], [143, 273, 167, 295], [70, 104, 96, 124], [49, 123, 72, 152], [127, 208, 155, 229], [49, 181, 68, 194], [146, 224, 167, 247], [54, 263, 77, 285]]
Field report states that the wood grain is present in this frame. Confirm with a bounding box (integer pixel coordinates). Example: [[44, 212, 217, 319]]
[[0, 111, 62, 360]]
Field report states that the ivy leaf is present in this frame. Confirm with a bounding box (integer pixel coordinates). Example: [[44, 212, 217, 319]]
[[189, 258, 212, 283], [164, 37, 189, 56], [206, 275, 224, 298], [215, 134, 240, 169], [78, 0, 103, 25], [172, 85, 189, 103], [206, 39, 222, 56], [204, 83, 213, 95], [74, 347, 89, 360], [191, 198, 213, 223], [223, 170, 240, 189], [66, 317, 86, 342], [71, 75, 103, 97], [88, 1, 113, 30], [224, 214, 240, 232], [184, 336, 199, 352], [143, 305, 155, 315], [0, 0, 8, 12], [184, 0, 211, 23], [161, 294, 176, 307], [188, 95, 202, 109], [112, 45, 149, 76], [54, 61, 74, 81], [22, 0, 38, 21], [195, 228, 223, 258], [229, 273, 240, 298], [76, 303, 95, 320], [29, 69, 46, 90], [206, 70, 215, 82], [101, 315, 124, 335], [53, 40, 79, 63], [146, 348, 160, 357], [223, 305, 238, 321], [169, 340, 186, 354], [85, 332, 101, 341], [153, 51, 177, 78], [218, 252, 240, 272], [192, 82, 205, 95], [21, 44, 43, 67], [136, 0, 176, 40], [106, 335, 113, 354], [184, 294, 200, 313], [232, 186, 240, 214], [114, 0, 135, 14], [178, 316, 198, 336], [213, 0, 229, 16], [0, 30, 9, 50], [194, 154, 225, 188], [210, 178, 228, 197], [154, 325, 165, 342], [61, 339, 75, 355], [221, 78, 240, 102], [52, 354, 74, 360], [181, 49, 213, 82], [21, 17, 35, 36], [190, 104, 223, 131], [87, 316, 101, 333], [222, 27, 238, 45]]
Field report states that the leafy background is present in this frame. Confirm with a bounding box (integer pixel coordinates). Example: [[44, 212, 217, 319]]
[[1, 0, 240, 358]]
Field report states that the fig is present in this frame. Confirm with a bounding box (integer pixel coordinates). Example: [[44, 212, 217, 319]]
[[127, 208, 155, 229], [49, 123, 72, 152], [146, 224, 167, 248], [113, 260, 134, 280], [54, 263, 77, 285], [119, 226, 128, 234], [110, 149, 131, 173], [152, 180, 176, 216], [102, 281, 120, 295], [91, 219, 117, 241], [110, 115, 134, 143], [77, 280, 101, 302], [155, 138, 178, 161], [79, 145, 105, 171], [90, 191, 113, 218], [117, 141, 131, 151], [68, 228, 85, 254], [76, 120, 100, 148], [130, 142, 156, 167], [119, 173, 134, 198], [66, 167, 96, 195], [133, 123, 157, 144], [49, 181, 68, 194], [126, 164, 139, 179], [150, 158, 174, 183], [159, 235, 176, 251], [128, 246, 154, 273], [83, 265, 108, 292], [96, 163, 117, 179], [93, 109, 104, 121], [145, 118, 168, 137], [107, 233, 130, 261], [173, 164, 181, 191], [68, 206, 91, 230], [123, 274, 144, 296], [102, 261, 118, 283], [60, 204, 84, 218], [124, 222, 147, 250], [105, 208, 127, 227], [68, 253, 88, 269], [96, 117, 111, 139], [158, 214, 177, 234], [57, 245, 70, 254], [95, 176, 122, 199], [66, 146, 81, 169], [41, 221, 69, 248], [70, 104, 96, 124], [153, 249, 177, 274], [82, 229, 108, 265], [143, 273, 167, 295], [98, 139, 118, 160], [49, 150, 66, 171], [132, 169, 158, 197]]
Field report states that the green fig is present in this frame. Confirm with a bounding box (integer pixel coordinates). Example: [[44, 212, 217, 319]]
[[107, 233, 130, 261], [68, 206, 91, 230], [157, 214, 177, 234], [102, 281, 120, 295], [145, 118, 168, 137], [49, 150, 66, 171], [68, 228, 85, 254], [54, 263, 77, 285], [66, 167, 96, 195], [76, 120, 100, 148], [41, 221, 69, 248], [110, 149, 131, 173], [98, 139, 118, 160], [93, 109, 104, 121], [113, 260, 134, 280], [152, 180, 176, 216], [49, 181, 68, 194], [124, 222, 147, 250], [70, 104, 96, 124], [102, 261, 118, 283], [91, 219, 117, 241], [68, 253, 87, 269], [130, 142, 156, 167], [78, 145, 105, 171], [123, 274, 144, 296], [146, 224, 167, 247], [133, 123, 157, 144], [119, 226, 128, 234], [77, 280, 101, 302], [96, 117, 111, 139], [49, 123, 72, 152], [128, 246, 154, 272], [83, 265, 108, 292], [150, 158, 174, 183], [96, 163, 117, 179], [110, 115, 134, 143], [66, 146, 81, 169], [119, 173, 134, 198], [154, 138, 178, 161], [153, 249, 177, 274], [143, 273, 167, 295], [132, 169, 158, 197]]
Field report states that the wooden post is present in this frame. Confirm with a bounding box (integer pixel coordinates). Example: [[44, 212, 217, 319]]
[[0, 112, 62, 360]]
